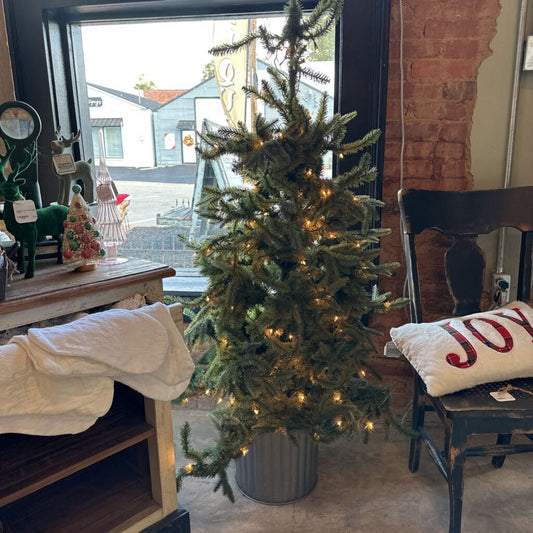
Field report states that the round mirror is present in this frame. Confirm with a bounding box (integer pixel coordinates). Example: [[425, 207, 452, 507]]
[[0, 107, 34, 139], [0, 100, 41, 145]]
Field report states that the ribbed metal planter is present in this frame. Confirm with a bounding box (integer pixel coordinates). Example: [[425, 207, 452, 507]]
[[235, 431, 318, 504]]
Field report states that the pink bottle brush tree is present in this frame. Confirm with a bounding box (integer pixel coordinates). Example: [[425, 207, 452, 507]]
[[62, 184, 106, 271]]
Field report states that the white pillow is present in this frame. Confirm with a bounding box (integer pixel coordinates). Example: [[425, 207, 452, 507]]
[[390, 301, 533, 396]]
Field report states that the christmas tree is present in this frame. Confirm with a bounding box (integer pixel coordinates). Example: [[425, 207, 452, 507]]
[[177, 0, 407, 501], [95, 130, 127, 264], [62, 184, 106, 270]]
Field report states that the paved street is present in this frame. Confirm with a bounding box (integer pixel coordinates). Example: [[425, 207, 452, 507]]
[[104, 165, 196, 227], [108, 164, 196, 184]]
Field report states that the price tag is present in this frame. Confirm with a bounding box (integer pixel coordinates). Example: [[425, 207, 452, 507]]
[[490, 390, 516, 402], [97, 183, 116, 202], [13, 199, 38, 223], [52, 153, 76, 175]]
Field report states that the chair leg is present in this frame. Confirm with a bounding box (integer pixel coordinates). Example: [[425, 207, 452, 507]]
[[445, 422, 467, 533], [491, 433, 511, 468], [409, 374, 427, 473]]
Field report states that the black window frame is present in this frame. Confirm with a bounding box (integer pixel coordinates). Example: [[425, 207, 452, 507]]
[[4, 0, 390, 207]]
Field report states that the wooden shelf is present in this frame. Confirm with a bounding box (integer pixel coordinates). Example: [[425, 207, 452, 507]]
[[0, 447, 160, 533], [0, 260, 184, 532], [0, 385, 154, 507]]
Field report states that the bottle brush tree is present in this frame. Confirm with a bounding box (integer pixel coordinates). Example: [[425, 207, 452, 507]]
[[177, 0, 407, 501]]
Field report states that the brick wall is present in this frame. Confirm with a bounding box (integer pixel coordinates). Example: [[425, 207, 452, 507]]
[[369, 0, 502, 402]]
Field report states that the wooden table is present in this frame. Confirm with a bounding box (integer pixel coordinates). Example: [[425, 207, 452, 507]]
[[0, 258, 188, 532]]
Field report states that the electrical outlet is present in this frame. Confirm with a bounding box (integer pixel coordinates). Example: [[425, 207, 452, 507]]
[[492, 273, 511, 306]]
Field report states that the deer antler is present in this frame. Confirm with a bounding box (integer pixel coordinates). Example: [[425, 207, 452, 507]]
[[60, 130, 81, 148], [0, 140, 16, 182]]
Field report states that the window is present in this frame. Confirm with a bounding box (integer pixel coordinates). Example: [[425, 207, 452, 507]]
[[4, 0, 391, 290], [91, 124, 124, 159]]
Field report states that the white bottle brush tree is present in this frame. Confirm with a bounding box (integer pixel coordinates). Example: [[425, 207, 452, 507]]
[[95, 130, 127, 264], [177, 0, 408, 501]]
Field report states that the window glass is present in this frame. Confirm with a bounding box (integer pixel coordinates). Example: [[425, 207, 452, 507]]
[[81, 17, 335, 278]]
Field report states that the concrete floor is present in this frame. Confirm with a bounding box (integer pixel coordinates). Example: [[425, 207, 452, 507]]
[[171, 406, 533, 533]]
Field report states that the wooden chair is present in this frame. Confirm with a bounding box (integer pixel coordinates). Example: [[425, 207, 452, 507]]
[[398, 187, 533, 533]]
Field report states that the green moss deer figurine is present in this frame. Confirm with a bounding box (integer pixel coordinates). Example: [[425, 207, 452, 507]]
[[0, 140, 68, 278]]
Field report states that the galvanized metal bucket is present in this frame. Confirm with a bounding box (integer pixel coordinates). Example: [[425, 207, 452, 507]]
[[235, 430, 318, 504]]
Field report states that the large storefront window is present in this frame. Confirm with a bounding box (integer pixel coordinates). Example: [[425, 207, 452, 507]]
[[80, 16, 335, 271]]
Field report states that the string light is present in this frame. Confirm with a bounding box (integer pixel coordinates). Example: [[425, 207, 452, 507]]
[[220, 338, 228, 348], [275, 328, 283, 337], [181, 398, 189, 404], [328, 232, 336, 239], [297, 392, 306, 403], [253, 403, 260, 415], [266, 327, 274, 336], [384, 302, 391, 309], [335, 417, 343, 428], [205, 296, 210, 303], [288, 334, 295, 341], [217, 398, 223, 404], [320, 188, 331, 198], [333, 391, 342, 403], [305, 169, 313, 177], [278, 132, 284, 139], [240, 446, 249, 456], [229, 397, 236, 406], [313, 432, 321, 440], [338, 153, 344, 159], [184, 464, 194, 473], [365, 421, 374, 431], [359, 370, 366, 378], [334, 316, 340, 322]]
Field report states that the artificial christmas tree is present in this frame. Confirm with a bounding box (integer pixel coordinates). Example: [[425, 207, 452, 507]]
[[62, 185, 106, 271], [95, 130, 127, 264], [177, 0, 407, 502]]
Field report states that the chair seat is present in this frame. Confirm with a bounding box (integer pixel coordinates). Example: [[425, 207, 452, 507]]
[[439, 377, 533, 414]]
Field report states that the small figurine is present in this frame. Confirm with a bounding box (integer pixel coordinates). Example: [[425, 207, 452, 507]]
[[62, 185, 106, 271], [51, 126, 96, 205], [0, 140, 68, 278]]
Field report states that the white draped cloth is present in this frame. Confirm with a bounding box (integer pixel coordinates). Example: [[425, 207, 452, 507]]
[[0, 302, 194, 436]]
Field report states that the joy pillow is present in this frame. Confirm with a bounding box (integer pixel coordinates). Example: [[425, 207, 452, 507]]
[[390, 301, 533, 397]]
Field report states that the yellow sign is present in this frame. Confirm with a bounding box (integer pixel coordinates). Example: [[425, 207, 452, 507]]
[[212, 20, 249, 128]]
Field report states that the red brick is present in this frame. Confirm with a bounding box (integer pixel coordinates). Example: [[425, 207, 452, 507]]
[[441, 39, 480, 59], [439, 159, 467, 178], [405, 141, 436, 159], [424, 19, 478, 39], [442, 81, 476, 101], [405, 122, 440, 141], [404, 159, 434, 179], [386, 99, 402, 120], [384, 141, 402, 161], [435, 141, 465, 160], [441, 101, 468, 121], [403, 39, 441, 59], [401, 81, 442, 100], [439, 123, 469, 143], [411, 59, 475, 81]]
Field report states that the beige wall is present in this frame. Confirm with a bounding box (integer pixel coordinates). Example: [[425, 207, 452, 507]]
[[471, 0, 532, 290], [472, 0, 533, 189], [0, 0, 14, 102]]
